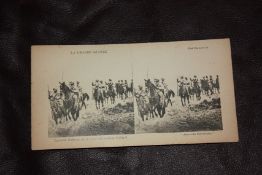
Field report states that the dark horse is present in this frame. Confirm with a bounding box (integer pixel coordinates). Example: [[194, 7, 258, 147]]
[[165, 89, 175, 106], [59, 82, 81, 121], [118, 85, 126, 100], [93, 87, 104, 109], [179, 84, 190, 106], [192, 83, 201, 101], [145, 79, 166, 118], [107, 84, 116, 104]]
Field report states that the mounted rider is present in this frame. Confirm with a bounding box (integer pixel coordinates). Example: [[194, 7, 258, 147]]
[[94, 80, 100, 89], [209, 75, 214, 85], [100, 80, 106, 98], [154, 78, 165, 95], [161, 78, 168, 96], [76, 81, 83, 100], [135, 85, 149, 111], [184, 77, 190, 91], [48, 88, 61, 101], [69, 81, 79, 98], [192, 75, 199, 88], [107, 79, 115, 92], [177, 76, 189, 95], [107, 79, 114, 87], [48, 88, 62, 114], [92, 80, 100, 99]]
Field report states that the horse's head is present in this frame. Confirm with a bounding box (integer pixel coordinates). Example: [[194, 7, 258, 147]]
[[59, 82, 70, 94]]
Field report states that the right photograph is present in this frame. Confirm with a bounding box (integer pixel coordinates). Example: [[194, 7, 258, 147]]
[[134, 74, 222, 134], [133, 51, 223, 134]]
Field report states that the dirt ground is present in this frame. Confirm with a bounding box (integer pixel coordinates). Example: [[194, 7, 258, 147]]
[[135, 94, 223, 134], [48, 97, 135, 137]]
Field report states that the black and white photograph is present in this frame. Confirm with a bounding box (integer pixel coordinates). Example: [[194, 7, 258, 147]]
[[133, 50, 223, 134], [31, 39, 238, 150], [46, 54, 135, 137], [134, 74, 222, 133]]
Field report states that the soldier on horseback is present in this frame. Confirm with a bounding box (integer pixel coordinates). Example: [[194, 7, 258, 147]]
[[48, 88, 63, 123], [154, 79, 165, 95], [192, 75, 199, 87], [135, 85, 149, 108], [161, 78, 168, 96], [184, 77, 190, 92], [107, 79, 114, 86], [49, 88, 61, 102], [94, 80, 100, 89], [135, 85, 148, 104], [69, 82, 79, 97], [76, 81, 83, 100]]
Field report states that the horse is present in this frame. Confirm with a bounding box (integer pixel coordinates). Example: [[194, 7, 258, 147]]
[[145, 79, 166, 118], [165, 89, 175, 106], [192, 82, 201, 101], [107, 84, 116, 104], [49, 97, 66, 124], [81, 93, 89, 109], [135, 92, 150, 121], [201, 79, 213, 96], [118, 85, 125, 100], [59, 82, 81, 121], [93, 87, 104, 109], [103, 88, 109, 104], [179, 84, 190, 106]]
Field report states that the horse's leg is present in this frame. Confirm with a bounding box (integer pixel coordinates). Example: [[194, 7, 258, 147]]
[[160, 106, 165, 118], [163, 106, 166, 117], [66, 108, 70, 120], [181, 96, 184, 106], [76, 110, 80, 121], [96, 101, 98, 109], [149, 106, 154, 119], [168, 99, 171, 106], [154, 105, 159, 117], [83, 101, 86, 109], [54, 114, 58, 125], [141, 113, 144, 121]]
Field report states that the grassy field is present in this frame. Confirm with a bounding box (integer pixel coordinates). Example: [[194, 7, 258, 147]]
[[48, 97, 135, 137], [135, 95, 223, 134]]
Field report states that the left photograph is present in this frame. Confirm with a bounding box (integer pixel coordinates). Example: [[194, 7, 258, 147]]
[[48, 78, 134, 137], [32, 46, 135, 137]]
